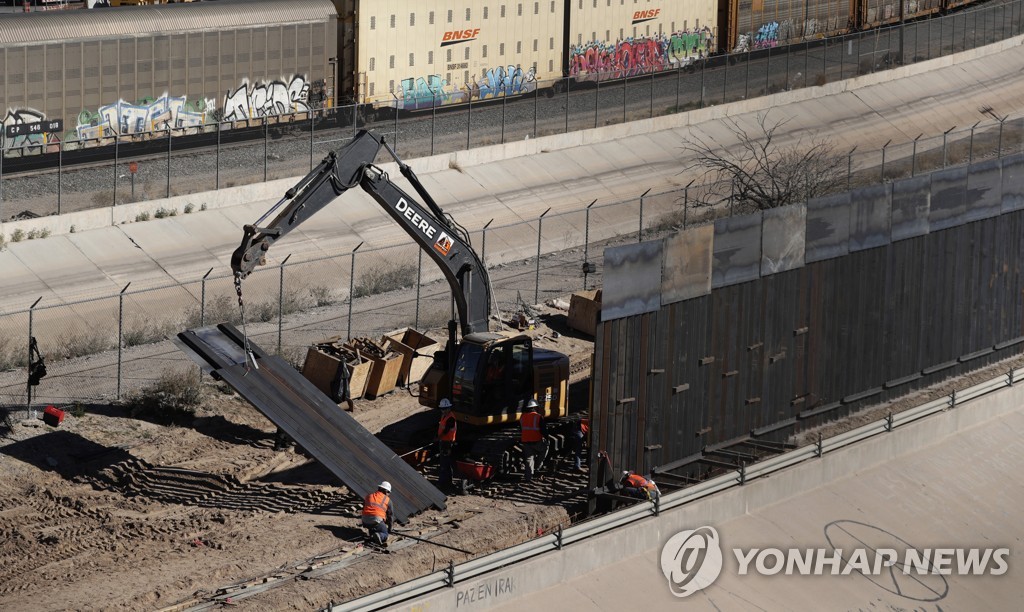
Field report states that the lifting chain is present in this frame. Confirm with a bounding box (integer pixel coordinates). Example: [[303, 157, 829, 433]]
[[233, 273, 258, 373]]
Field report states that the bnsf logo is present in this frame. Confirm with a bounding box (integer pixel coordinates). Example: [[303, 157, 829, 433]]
[[631, 8, 661, 24], [441, 28, 481, 46]]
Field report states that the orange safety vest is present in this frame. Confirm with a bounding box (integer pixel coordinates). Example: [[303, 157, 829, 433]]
[[438, 411, 457, 442], [624, 473, 655, 491], [580, 418, 589, 435], [521, 410, 542, 443], [362, 491, 390, 519]]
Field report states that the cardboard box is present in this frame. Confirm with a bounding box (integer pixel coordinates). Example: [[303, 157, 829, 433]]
[[568, 289, 602, 336], [385, 328, 440, 387], [363, 338, 404, 399], [301, 344, 371, 401]]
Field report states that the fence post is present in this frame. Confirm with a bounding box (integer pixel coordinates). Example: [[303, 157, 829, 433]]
[[415, 249, 422, 330], [700, 58, 706, 109], [943, 125, 956, 168], [310, 110, 315, 171], [533, 78, 539, 138], [583, 200, 596, 290], [501, 85, 508, 144], [199, 267, 213, 327], [911, 133, 922, 177], [675, 64, 681, 112], [565, 77, 571, 133], [216, 120, 221, 190], [467, 93, 473, 150], [113, 133, 119, 206], [430, 87, 437, 156], [969, 120, 980, 164], [595, 74, 601, 129], [535, 207, 551, 305], [57, 141, 62, 215], [166, 127, 172, 198], [683, 179, 694, 228], [481, 218, 494, 268], [0, 131, 4, 209], [347, 242, 363, 340], [117, 282, 131, 401], [278, 254, 292, 355], [264, 119, 269, 182], [880, 139, 891, 183], [638, 188, 651, 243], [391, 94, 400, 154], [847, 146, 857, 190], [27, 296, 42, 417], [998, 114, 1008, 158], [649, 71, 655, 118]]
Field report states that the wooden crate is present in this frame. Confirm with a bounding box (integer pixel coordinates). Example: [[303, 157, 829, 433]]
[[363, 339, 404, 399], [301, 344, 371, 401], [568, 289, 602, 336], [385, 328, 440, 386]]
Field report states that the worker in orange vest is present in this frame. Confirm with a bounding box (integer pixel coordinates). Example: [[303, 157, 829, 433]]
[[361, 481, 394, 547], [520, 399, 545, 483], [437, 399, 457, 489], [620, 470, 660, 503], [571, 416, 589, 472]]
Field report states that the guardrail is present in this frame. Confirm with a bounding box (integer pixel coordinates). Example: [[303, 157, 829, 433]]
[[326, 364, 1024, 611]]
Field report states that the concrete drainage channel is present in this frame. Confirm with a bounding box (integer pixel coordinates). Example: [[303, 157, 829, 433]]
[[327, 366, 1024, 612]]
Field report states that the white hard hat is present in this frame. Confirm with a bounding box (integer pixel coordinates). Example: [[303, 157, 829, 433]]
[[526, 399, 539, 409], [379, 481, 392, 492], [439, 398, 452, 409], [622, 471, 631, 478]]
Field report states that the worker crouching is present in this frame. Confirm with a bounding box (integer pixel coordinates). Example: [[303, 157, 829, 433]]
[[361, 481, 394, 547], [620, 470, 660, 503]]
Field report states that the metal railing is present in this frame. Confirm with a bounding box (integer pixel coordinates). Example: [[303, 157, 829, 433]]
[[326, 364, 1024, 611], [0, 0, 1020, 221]]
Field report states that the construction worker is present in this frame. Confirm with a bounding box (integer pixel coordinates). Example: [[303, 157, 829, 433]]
[[572, 416, 589, 472], [620, 470, 660, 503], [437, 399, 457, 489], [361, 481, 394, 547], [520, 399, 545, 483]]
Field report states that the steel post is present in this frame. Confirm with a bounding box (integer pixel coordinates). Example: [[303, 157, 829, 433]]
[[847, 146, 857, 190], [639, 188, 651, 243], [880, 139, 891, 183], [117, 283, 130, 400], [595, 74, 600, 129], [57, 142, 62, 215], [969, 120, 980, 165], [278, 254, 292, 354], [200, 268, 213, 326], [943, 125, 956, 168], [347, 242, 363, 340], [264, 120, 269, 182], [583, 200, 596, 290], [565, 77, 570, 133], [113, 134, 119, 206], [535, 208, 551, 305], [467, 94, 472, 150], [430, 88, 437, 155], [216, 120, 221, 190], [481, 219, 493, 267], [166, 127, 172, 198], [501, 86, 507, 144], [310, 110, 315, 171], [649, 71, 654, 118], [911, 133, 922, 176]]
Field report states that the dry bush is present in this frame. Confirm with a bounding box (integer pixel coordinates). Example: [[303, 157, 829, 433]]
[[123, 369, 203, 425]]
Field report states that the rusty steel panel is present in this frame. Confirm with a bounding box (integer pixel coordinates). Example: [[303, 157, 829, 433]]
[[712, 212, 763, 288], [805, 193, 851, 263], [661, 226, 713, 304], [174, 324, 445, 524], [929, 166, 968, 231], [603, 242, 663, 321], [965, 158, 1003, 222], [849, 184, 892, 252], [891, 175, 931, 241], [762, 205, 806, 275], [1001, 153, 1024, 212]]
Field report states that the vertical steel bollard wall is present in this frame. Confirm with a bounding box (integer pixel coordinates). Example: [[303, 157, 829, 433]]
[[117, 283, 131, 400]]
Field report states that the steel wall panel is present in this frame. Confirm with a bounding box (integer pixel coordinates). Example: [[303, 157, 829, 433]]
[[603, 242, 663, 321], [966, 158, 1003, 221], [662, 226, 713, 304], [1001, 153, 1024, 212], [929, 166, 968, 231], [712, 212, 763, 288], [805, 193, 851, 263], [891, 175, 931, 241], [762, 205, 806, 275], [849, 184, 892, 252]]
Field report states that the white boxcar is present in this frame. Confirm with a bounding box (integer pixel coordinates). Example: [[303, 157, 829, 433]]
[[567, 0, 717, 82], [355, 1, 566, 110]]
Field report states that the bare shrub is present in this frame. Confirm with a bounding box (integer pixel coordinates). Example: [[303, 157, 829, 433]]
[[123, 320, 178, 348], [353, 262, 418, 298], [123, 369, 202, 425], [59, 330, 114, 359]]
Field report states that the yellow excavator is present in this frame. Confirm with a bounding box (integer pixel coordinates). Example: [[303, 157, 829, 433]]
[[231, 130, 570, 472]]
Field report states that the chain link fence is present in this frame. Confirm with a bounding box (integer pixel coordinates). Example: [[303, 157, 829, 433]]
[[1, 0, 1021, 221]]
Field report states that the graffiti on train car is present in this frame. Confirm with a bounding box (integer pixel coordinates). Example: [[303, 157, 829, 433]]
[[395, 64, 537, 111], [222, 76, 313, 121], [2, 109, 49, 149], [569, 28, 714, 81], [75, 95, 214, 140]]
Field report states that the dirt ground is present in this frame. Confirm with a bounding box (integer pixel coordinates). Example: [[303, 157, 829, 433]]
[[0, 300, 595, 612]]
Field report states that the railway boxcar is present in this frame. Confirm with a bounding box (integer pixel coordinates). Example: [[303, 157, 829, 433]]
[[567, 0, 717, 82], [338, 0, 565, 111], [0, 0, 336, 147]]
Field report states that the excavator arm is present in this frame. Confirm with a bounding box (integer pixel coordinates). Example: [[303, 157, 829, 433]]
[[230, 130, 492, 336]]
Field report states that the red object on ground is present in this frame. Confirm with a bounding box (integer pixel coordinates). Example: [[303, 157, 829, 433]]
[[455, 460, 495, 482], [43, 405, 65, 427]]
